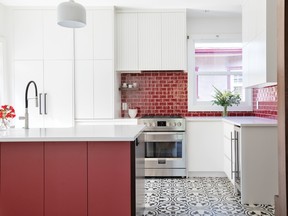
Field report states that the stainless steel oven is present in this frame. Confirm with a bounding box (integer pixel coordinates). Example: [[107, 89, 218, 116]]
[[138, 116, 186, 177]]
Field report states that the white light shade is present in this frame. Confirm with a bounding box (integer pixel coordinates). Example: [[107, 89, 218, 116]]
[[57, 0, 86, 28]]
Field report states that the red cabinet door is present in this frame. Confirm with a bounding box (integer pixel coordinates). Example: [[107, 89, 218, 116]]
[[1, 142, 44, 216], [88, 141, 132, 216], [45, 142, 87, 216]]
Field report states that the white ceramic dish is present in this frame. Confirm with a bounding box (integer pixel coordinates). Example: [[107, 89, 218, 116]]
[[128, 109, 137, 118]]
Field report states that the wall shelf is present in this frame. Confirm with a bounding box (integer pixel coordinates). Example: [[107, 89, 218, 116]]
[[119, 87, 140, 91]]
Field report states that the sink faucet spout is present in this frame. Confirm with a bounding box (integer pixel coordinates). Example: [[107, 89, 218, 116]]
[[21, 80, 39, 129]]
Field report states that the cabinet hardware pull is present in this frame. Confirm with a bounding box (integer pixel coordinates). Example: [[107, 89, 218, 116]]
[[230, 131, 233, 180], [44, 93, 47, 115], [39, 93, 42, 115]]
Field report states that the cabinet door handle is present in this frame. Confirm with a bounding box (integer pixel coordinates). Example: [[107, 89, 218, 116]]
[[44, 93, 47, 115], [234, 131, 239, 177], [230, 131, 233, 180], [39, 93, 42, 115]]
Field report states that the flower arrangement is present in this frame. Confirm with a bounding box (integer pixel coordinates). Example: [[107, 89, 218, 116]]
[[0, 105, 16, 130], [211, 86, 241, 116]]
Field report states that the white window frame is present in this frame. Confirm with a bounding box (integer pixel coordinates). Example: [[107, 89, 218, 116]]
[[188, 34, 252, 112]]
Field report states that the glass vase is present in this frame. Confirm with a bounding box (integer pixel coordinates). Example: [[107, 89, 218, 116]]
[[222, 106, 228, 117], [0, 118, 10, 131]]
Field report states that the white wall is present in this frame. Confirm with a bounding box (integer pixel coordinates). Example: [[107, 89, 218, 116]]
[[187, 16, 241, 35]]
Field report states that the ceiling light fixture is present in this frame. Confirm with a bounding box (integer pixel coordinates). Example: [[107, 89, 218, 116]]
[[57, 0, 86, 28]]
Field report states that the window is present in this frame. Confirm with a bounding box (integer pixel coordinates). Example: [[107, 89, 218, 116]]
[[188, 35, 252, 111]]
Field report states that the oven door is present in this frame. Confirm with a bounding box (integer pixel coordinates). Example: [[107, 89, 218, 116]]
[[144, 132, 186, 169]]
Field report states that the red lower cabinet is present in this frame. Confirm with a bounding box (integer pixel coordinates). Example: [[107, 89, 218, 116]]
[[45, 142, 87, 216], [88, 141, 132, 216], [1, 142, 44, 216], [0, 141, 135, 216]]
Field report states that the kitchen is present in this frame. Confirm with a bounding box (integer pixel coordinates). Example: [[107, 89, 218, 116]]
[[0, 0, 284, 216]]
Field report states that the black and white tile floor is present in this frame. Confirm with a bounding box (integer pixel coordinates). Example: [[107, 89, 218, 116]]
[[143, 177, 274, 216]]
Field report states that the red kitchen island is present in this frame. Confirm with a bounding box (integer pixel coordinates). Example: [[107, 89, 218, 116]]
[[0, 125, 145, 216]]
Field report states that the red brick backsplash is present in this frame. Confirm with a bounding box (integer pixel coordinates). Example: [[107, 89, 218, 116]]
[[253, 85, 278, 119], [120, 72, 255, 117]]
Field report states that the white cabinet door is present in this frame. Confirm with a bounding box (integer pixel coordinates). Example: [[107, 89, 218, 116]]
[[116, 12, 138, 71], [93, 9, 113, 60], [223, 121, 235, 182], [75, 11, 94, 60], [138, 13, 161, 70], [14, 10, 43, 60], [224, 155, 234, 183], [242, 0, 276, 87], [186, 121, 224, 174], [43, 60, 73, 127], [93, 60, 114, 119], [75, 60, 94, 119], [161, 12, 186, 70], [43, 10, 73, 60], [14, 61, 44, 128]]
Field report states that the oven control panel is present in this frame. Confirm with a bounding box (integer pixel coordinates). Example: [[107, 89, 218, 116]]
[[138, 118, 185, 131]]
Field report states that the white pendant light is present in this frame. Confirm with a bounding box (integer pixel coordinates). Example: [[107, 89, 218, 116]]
[[57, 0, 86, 28]]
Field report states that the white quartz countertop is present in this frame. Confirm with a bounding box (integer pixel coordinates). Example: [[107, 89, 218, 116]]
[[223, 117, 277, 126], [186, 116, 277, 126], [0, 125, 145, 142]]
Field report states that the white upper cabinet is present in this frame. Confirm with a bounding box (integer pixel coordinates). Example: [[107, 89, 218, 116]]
[[93, 10, 114, 59], [116, 9, 187, 71], [138, 12, 162, 70], [161, 12, 186, 70], [75, 11, 94, 60], [43, 10, 73, 60], [93, 60, 114, 118], [14, 10, 43, 60], [116, 13, 138, 71], [13, 9, 74, 128], [75, 9, 114, 60], [75, 60, 94, 119], [74, 8, 115, 120], [242, 0, 277, 88]]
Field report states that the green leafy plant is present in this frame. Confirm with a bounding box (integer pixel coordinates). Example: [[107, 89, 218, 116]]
[[211, 86, 241, 116]]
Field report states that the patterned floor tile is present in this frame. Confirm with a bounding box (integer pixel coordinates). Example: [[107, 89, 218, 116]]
[[143, 177, 274, 216]]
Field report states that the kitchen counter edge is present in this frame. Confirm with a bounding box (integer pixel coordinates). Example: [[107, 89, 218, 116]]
[[185, 116, 277, 126], [0, 125, 146, 142]]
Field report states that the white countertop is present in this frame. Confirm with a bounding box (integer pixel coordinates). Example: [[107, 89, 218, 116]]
[[185, 116, 277, 126], [0, 125, 145, 142], [223, 117, 277, 126]]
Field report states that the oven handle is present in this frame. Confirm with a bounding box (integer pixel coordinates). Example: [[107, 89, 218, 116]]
[[143, 132, 184, 142]]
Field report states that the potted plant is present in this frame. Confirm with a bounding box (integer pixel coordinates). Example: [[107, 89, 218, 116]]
[[211, 86, 241, 116]]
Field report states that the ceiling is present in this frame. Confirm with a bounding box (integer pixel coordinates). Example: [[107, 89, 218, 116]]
[[0, 0, 243, 14]]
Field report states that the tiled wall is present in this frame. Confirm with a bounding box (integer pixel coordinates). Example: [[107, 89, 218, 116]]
[[120, 72, 253, 117], [253, 85, 278, 119]]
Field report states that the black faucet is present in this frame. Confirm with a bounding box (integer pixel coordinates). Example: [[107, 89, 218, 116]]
[[25, 81, 38, 109], [19, 81, 39, 129]]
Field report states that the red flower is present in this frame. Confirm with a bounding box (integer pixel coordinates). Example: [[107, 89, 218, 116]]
[[0, 105, 16, 120]]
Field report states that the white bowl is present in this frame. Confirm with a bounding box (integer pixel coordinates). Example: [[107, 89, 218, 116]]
[[128, 109, 137, 118]]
